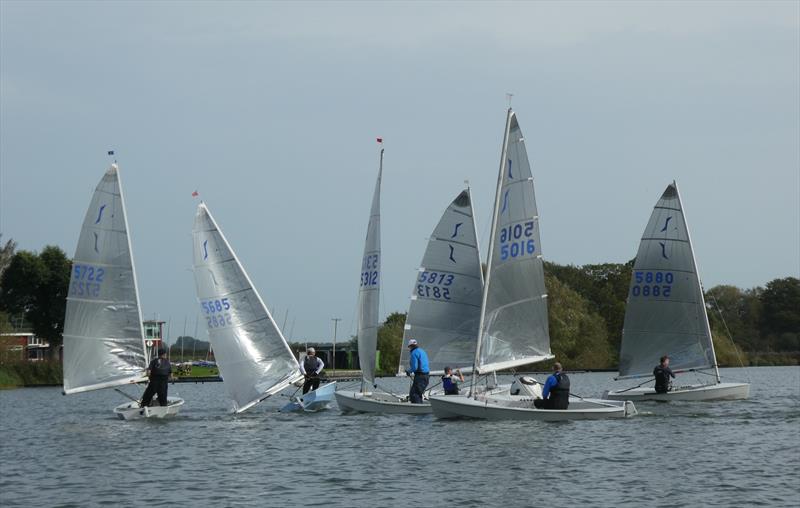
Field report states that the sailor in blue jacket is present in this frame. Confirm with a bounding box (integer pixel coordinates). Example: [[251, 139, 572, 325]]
[[405, 339, 430, 403], [533, 362, 570, 410]]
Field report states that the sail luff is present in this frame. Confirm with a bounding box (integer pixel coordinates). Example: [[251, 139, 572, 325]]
[[673, 181, 721, 384], [470, 109, 513, 388]]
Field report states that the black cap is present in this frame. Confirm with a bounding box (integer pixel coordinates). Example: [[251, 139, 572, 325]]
[[157, 348, 166, 356]]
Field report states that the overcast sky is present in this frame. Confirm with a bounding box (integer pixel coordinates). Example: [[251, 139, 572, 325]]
[[1, 1, 798, 343]]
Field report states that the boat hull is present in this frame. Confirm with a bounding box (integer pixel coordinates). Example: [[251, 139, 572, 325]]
[[280, 382, 337, 412], [604, 381, 750, 402], [114, 397, 185, 420], [429, 394, 636, 421], [335, 390, 432, 414]]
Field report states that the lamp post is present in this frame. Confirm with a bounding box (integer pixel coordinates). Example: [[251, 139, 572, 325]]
[[331, 317, 341, 376]]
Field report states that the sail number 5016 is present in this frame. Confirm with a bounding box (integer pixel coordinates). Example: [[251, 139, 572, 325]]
[[499, 221, 536, 261]]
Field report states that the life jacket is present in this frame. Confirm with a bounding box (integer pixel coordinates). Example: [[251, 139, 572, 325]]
[[151, 358, 171, 378], [442, 375, 459, 395], [304, 356, 320, 376], [549, 372, 570, 409]]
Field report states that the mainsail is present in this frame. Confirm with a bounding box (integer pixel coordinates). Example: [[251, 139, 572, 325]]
[[192, 203, 302, 413], [398, 188, 484, 374], [356, 149, 382, 386], [474, 110, 553, 374], [618, 182, 717, 379], [63, 164, 148, 394]]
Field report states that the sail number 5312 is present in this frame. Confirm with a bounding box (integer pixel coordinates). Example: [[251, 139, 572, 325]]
[[360, 254, 379, 287]]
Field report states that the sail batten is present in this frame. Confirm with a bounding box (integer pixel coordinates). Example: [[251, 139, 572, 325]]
[[63, 165, 148, 394], [192, 203, 302, 412], [398, 189, 484, 374], [474, 110, 551, 373], [618, 182, 717, 379]]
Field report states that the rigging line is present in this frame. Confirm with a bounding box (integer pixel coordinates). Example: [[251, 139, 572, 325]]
[[708, 294, 752, 383], [616, 376, 655, 393]]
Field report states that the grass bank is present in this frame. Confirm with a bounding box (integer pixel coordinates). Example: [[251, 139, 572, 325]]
[[0, 361, 63, 388]]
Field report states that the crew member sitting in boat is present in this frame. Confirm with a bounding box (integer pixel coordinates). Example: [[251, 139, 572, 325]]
[[441, 366, 464, 395], [141, 348, 172, 407], [533, 362, 570, 410], [300, 347, 325, 394], [405, 339, 430, 403], [653, 355, 675, 394]]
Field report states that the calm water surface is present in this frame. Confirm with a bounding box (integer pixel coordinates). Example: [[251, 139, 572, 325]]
[[1, 367, 798, 507]]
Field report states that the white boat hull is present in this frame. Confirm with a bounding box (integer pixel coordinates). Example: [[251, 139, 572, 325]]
[[114, 397, 185, 420], [335, 390, 432, 414], [429, 394, 637, 421], [280, 382, 337, 412], [604, 381, 750, 402]]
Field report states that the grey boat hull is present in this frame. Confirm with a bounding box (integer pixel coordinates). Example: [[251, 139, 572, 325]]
[[604, 381, 750, 402], [335, 390, 432, 414], [429, 394, 636, 421]]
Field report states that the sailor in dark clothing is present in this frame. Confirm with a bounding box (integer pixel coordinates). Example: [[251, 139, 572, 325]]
[[300, 347, 325, 394], [653, 355, 675, 394], [533, 362, 570, 410], [441, 366, 464, 395], [141, 348, 172, 407]]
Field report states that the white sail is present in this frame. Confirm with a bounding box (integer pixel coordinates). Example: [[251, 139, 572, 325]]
[[63, 164, 148, 394], [618, 182, 717, 379], [398, 188, 483, 374], [357, 149, 382, 386], [475, 110, 553, 374], [192, 203, 302, 413]]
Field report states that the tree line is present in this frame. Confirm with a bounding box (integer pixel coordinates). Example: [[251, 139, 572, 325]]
[[0, 241, 797, 370]]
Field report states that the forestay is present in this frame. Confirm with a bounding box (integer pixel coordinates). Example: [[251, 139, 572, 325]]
[[356, 150, 383, 386], [192, 203, 302, 413], [618, 182, 716, 379], [476, 110, 552, 374], [63, 165, 148, 394], [398, 189, 483, 374]]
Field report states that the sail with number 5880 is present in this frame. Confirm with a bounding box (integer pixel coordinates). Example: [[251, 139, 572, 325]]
[[192, 203, 302, 413]]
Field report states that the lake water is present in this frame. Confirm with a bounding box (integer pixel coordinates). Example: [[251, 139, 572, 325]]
[[1, 366, 798, 507]]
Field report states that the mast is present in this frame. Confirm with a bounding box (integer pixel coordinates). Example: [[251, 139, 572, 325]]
[[466, 183, 485, 287], [469, 108, 513, 395], [673, 181, 721, 384], [115, 163, 149, 367]]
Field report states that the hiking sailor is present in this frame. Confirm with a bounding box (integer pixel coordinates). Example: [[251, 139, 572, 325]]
[[404, 339, 430, 403], [300, 347, 325, 394], [141, 348, 172, 407], [653, 355, 676, 394], [533, 362, 570, 410]]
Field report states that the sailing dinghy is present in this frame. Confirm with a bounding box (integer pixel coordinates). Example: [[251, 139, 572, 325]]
[[429, 109, 637, 421], [63, 164, 184, 420], [336, 182, 485, 414], [192, 203, 335, 413], [604, 182, 749, 402]]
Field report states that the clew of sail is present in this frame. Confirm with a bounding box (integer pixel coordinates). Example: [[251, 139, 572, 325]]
[[192, 203, 302, 413], [617, 182, 716, 379], [398, 188, 483, 375], [475, 110, 553, 375], [357, 150, 382, 386], [63, 164, 148, 394]]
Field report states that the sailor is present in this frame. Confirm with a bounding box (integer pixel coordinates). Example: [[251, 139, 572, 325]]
[[300, 347, 325, 394], [404, 339, 430, 403], [653, 355, 675, 394], [441, 366, 464, 395], [533, 362, 570, 410], [141, 348, 172, 407]]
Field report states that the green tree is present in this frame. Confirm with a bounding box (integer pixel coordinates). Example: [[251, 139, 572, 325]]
[[0, 235, 16, 279], [376, 312, 406, 374], [706, 285, 762, 352], [760, 277, 800, 352], [0, 246, 71, 346], [546, 274, 615, 369]]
